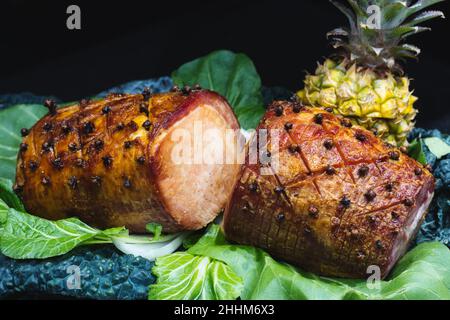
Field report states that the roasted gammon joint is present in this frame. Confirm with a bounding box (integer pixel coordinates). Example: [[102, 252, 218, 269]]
[[15, 88, 242, 233], [223, 100, 435, 279]]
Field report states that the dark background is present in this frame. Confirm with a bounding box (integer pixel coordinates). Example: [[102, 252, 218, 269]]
[[0, 0, 449, 131]]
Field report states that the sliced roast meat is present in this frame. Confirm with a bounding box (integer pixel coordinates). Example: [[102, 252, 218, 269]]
[[15, 89, 242, 233]]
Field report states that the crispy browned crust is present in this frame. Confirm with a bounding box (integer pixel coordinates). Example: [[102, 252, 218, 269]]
[[223, 101, 435, 279], [15, 90, 240, 233]]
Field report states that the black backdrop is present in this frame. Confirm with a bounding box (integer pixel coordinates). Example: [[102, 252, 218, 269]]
[[0, 0, 449, 131]]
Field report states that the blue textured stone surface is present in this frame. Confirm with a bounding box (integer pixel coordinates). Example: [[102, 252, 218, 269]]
[[0, 92, 60, 110], [410, 128, 450, 247], [97, 77, 173, 98], [0, 246, 154, 300]]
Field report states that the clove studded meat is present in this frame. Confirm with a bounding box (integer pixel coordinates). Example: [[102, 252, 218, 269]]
[[223, 101, 435, 279], [15, 88, 242, 233]]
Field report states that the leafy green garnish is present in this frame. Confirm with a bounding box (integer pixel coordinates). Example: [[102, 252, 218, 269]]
[[146, 223, 163, 241], [0, 177, 25, 211], [424, 137, 450, 159], [179, 225, 450, 300], [0, 104, 47, 181], [0, 199, 8, 227], [149, 251, 243, 300], [408, 138, 428, 165], [172, 50, 265, 129], [0, 208, 125, 259]]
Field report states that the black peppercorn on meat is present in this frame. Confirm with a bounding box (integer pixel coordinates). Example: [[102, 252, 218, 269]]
[[223, 101, 435, 279], [15, 89, 241, 233]]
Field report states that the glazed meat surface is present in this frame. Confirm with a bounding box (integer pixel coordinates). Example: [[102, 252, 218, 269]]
[[223, 101, 435, 279], [15, 89, 242, 233]]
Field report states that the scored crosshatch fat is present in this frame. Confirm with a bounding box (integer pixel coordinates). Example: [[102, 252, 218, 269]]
[[224, 100, 435, 279], [14, 87, 243, 233]]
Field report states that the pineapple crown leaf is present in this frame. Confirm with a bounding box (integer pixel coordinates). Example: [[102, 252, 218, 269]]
[[404, 10, 446, 26], [330, 0, 358, 32], [327, 27, 350, 37], [329, 0, 446, 72]]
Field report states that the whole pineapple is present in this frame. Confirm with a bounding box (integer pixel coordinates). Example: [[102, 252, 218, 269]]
[[297, 0, 445, 146]]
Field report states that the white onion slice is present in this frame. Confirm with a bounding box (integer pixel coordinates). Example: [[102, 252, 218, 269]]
[[113, 233, 181, 244], [112, 233, 189, 261]]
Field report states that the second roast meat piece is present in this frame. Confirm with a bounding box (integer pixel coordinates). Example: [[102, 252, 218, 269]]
[[15, 89, 242, 233], [223, 101, 435, 279]]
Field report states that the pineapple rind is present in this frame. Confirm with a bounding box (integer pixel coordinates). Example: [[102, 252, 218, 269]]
[[297, 59, 417, 146]]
